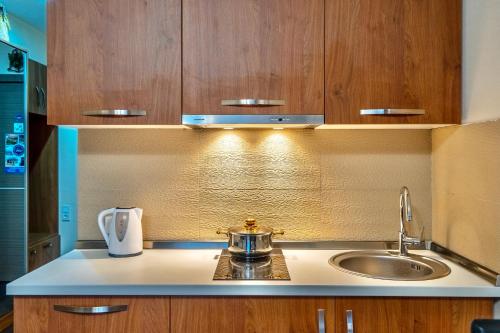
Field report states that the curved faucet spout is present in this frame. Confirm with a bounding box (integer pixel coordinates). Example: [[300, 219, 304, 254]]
[[400, 186, 413, 224], [399, 186, 418, 256]]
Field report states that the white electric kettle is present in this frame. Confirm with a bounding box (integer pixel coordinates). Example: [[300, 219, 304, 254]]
[[97, 207, 143, 257]]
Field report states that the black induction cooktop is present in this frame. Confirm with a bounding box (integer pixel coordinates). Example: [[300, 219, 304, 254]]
[[213, 249, 290, 281]]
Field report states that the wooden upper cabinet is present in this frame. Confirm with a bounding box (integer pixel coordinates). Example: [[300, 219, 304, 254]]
[[28, 60, 47, 116], [47, 0, 182, 125], [325, 0, 461, 124], [182, 0, 324, 116]]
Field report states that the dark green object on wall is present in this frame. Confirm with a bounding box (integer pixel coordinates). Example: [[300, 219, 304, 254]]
[[7, 48, 23, 73]]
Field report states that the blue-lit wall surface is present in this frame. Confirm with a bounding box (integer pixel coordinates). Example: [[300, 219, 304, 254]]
[[58, 127, 78, 254]]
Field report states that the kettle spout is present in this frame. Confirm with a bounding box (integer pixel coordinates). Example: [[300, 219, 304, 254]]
[[134, 208, 143, 221]]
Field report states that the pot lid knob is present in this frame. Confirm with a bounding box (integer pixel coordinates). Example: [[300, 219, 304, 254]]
[[244, 218, 257, 229]]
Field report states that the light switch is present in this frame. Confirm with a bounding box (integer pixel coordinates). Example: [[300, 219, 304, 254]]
[[61, 205, 72, 223]]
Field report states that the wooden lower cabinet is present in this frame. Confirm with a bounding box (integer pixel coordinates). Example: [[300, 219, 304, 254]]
[[334, 297, 493, 333], [28, 234, 60, 272], [170, 297, 334, 333], [14, 297, 169, 333], [14, 296, 492, 333]]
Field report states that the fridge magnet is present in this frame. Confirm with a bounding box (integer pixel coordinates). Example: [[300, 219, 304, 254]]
[[4, 133, 25, 174]]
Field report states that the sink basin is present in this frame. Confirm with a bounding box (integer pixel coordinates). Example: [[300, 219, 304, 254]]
[[329, 250, 451, 281]]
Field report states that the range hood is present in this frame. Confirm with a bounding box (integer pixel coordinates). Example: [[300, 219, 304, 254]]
[[182, 115, 324, 129]]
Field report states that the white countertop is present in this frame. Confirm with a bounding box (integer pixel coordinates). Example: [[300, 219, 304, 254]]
[[7, 249, 500, 297]]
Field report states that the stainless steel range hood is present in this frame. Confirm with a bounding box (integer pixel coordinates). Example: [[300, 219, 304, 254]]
[[182, 114, 324, 128]]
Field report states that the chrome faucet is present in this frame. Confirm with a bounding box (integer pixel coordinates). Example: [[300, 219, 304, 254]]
[[398, 186, 421, 256]]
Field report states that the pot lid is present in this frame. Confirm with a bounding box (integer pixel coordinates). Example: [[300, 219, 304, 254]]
[[227, 218, 274, 235]]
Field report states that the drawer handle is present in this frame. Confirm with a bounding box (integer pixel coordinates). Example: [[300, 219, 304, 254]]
[[346, 309, 354, 333], [81, 110, 146, 117], [317, 308, 326, 333], [43, 242, 53, 249], [53, 304, 128, 314], [221, 99, 285, 107], [30, 249, 37, 256], [360, 109, 425, 116]]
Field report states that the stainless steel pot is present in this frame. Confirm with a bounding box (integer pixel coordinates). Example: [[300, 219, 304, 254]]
[[217, 218, 284, 258]]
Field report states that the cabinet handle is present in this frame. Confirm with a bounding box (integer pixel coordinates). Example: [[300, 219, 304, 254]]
[[43, 242, 53, 249], [317, 308, 326, 333], [81, 110, 147, 117], [40, 88, 46, 108], [360, 109, 425, 116], [221, 99, 285, 107], [346, 310, 354, 333], [53, 304, 128, 314], [35, 86, 41, 107], [30, 249, 37, 256]]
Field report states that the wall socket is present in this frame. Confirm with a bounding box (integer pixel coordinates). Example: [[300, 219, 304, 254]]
[[61, 204, 72, 223]]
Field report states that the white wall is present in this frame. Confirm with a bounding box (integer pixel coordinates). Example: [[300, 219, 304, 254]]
[[8, 14, 46, 64], [0, 13, 46, 68], [462, 0, 500, 123], [0, 13, 47, 68], [59, 127, 79, 255], [0, 13, 45, 75]]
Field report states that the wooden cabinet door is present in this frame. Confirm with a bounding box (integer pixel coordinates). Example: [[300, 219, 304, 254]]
[[28, 235, 60, 271], [171, 297, 334, 333], [334, 297, 492, 333], [14, 297, 169, 333], [325, 0, 461, 124], [28, 60, 47, 116], [182, 0, 324, 116], [47, 0, 181, 125]]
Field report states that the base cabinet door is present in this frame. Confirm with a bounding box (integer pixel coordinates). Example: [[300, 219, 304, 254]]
[[334, 297, 493, 333], [14, 297, 169, 333], [28, 234, 60, 272], [171, 297, 335, 333]]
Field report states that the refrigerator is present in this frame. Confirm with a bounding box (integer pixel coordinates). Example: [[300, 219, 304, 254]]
[[0, 39, 28, 282]]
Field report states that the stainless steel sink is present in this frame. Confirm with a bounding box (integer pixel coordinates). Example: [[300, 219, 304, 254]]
[[329, 250, 451, 281]]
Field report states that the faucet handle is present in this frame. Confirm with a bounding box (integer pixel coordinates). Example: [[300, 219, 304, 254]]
[[402, 235, 423, 245]]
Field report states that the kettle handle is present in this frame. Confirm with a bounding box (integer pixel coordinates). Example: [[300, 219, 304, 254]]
[[97, 208, 115, 247]]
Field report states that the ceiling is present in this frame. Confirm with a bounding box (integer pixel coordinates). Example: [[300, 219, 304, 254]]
[[3, 0, 46, 32]]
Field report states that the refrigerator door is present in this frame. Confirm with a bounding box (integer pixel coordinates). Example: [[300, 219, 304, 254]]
[[0, 40, 28, 280], [0, 189, 26, 280], [0, 75, 26, 187]]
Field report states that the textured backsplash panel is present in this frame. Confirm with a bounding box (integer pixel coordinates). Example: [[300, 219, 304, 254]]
[[78, 129, 431, 241], [433, 120, 500, 272]]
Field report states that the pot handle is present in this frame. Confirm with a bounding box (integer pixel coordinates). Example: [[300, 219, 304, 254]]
[[272, 229, 285, 236], [216, 228, 229, 237]]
